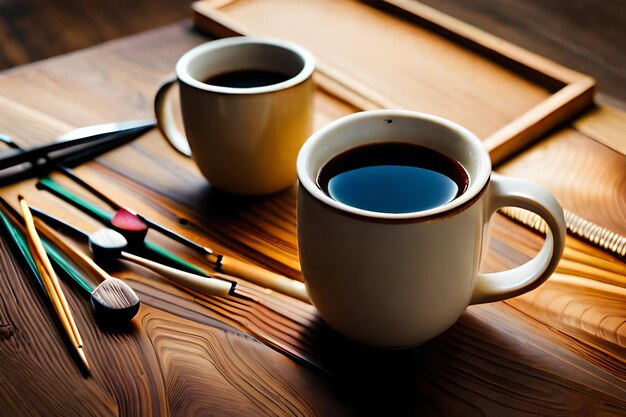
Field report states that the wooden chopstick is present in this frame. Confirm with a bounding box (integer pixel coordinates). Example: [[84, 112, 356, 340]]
[[18, 195, 90, 372]]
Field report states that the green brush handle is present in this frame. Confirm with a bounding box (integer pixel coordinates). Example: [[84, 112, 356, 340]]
[[141, 241, 208, 276], [38, 177, 111, 224], [0, 208, 94, 294], [0, 208, 42, 288], [44, 241, 94, 293], [38, 176, 209, 277]]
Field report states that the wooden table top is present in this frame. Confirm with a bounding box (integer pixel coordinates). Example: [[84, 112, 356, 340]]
[[0, 22, 624, 417]]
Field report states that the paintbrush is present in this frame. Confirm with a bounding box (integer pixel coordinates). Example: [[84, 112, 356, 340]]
[[37, 176, 212, 277], [33, 221, 142, 323], [0, 198, 140, 324], [0, 135, 304, 300], [37, 176, 309, 302], [31, 207, 236, 299]]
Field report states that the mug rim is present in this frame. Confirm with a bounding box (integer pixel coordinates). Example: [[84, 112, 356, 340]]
[[176, 36, 316, 95], [296, 110, 492, 220]]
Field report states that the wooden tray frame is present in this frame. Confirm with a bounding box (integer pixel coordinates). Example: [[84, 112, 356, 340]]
[[192, 0, 595, 164]]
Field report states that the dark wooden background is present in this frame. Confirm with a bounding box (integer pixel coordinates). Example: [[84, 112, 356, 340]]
[[0, 0, 624, 108]]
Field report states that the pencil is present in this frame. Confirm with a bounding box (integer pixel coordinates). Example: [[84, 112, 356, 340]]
[[18, 195, 90, 372]]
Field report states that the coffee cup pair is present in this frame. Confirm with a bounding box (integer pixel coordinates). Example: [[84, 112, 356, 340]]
[[156, 38, 566, 348]]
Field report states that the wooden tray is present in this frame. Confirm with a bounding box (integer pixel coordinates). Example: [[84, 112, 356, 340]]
[[192, 0, 595, 164]]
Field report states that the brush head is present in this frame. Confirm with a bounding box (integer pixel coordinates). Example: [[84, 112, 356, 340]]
[[91, 278, 140, 323], [89, 228, 127, 260], [111, 209, 148, 246]]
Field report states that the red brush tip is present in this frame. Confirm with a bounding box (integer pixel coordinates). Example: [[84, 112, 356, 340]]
[[111, 209, 148, 232]]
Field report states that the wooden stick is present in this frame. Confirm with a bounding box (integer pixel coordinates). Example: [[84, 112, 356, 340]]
[[32, 218, 110, 284], [29, 254, 79, 348], [219, 256, 308, 302], [121, 251, 234, 298], [18, 196, 90, 372], [20, 198, 81, 344]]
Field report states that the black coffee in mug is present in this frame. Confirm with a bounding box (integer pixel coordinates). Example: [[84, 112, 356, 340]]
[[203, 69, 291, 88], [317, 142, 469, 214]]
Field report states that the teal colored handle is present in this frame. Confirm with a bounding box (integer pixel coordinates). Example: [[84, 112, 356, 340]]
[[38, 176, 209, 277], [0, 207, 94, 294], [142, 241, 208, 276], [0, 208, 42, 288], [44, 241, 95, 293], [39, 176, 111, 224]]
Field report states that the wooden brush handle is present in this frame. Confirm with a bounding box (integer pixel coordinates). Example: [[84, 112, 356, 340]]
[[32, 218, 112, 284], [219, 256, 309, 302], [121, 252, 233, 298]]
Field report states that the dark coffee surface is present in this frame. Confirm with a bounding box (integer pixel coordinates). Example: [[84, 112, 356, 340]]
[[317, 142, 469, 214], [203, 69, 291, 88]]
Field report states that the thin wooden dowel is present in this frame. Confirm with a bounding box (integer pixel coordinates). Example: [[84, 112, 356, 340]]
[[29, 253, 79, 348], [32, 218, 110, 284], [19, 196, 90, 372], [561, 246, 626, 276], [122, 251, 234, 298], [21, 198, 81, 344]]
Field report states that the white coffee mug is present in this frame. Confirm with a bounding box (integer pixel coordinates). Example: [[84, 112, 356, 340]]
[[297, 110, 566, 348], [155, 37, 315, 195]]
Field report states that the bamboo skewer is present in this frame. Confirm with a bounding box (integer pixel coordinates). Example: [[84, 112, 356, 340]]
[[18, 196, 90, 372]]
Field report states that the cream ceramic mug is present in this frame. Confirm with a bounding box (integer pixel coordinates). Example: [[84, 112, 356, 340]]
[[297, 110, 566, 348], [155, 37, 315, 195]]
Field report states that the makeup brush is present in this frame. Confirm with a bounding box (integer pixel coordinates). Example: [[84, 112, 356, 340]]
[[89, 228, 235, 297], [30, 218, 141, 323], [111, 209, 308, 300], [31, 207, 235, 298], [38, 176, 309, 302], [37, 177, 211, 276], [1, 199, 138, 328]]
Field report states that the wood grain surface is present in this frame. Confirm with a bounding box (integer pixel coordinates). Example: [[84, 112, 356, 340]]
[[0, 22, 624, 417]]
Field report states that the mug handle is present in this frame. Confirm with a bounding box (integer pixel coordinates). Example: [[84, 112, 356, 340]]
[[154, 75, 192, 157], [470, 173, 566, 304]]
